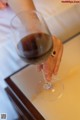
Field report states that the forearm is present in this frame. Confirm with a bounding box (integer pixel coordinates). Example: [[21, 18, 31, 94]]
[[7, 0, 36, 13], [6, 0, 38, 27]]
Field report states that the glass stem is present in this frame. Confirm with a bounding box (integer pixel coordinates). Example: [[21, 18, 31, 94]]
[[42, 69, 53, 90]]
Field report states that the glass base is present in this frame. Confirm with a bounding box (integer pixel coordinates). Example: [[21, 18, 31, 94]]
[[31, 80, 64, 102], [42, 81, 64, 101]]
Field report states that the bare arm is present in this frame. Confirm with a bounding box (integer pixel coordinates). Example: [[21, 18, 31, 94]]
[[7, 0, 37, 27], [3, 0, 36, 13]]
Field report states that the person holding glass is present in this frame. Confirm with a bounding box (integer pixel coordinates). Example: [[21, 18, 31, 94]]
[[0, 0, 63, 83]]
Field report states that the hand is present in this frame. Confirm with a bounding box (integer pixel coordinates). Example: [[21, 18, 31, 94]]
[[38, 36, 63, 81]]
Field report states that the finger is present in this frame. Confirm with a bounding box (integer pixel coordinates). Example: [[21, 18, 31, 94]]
[[37, 64, 43, 71], [53, 43, 63, 75], [52, 36, 62, 73], [43, 70, 52, 82], [46, 74, 52, 81], [52, 36, 61, 57], [43, 63, 52, 81]]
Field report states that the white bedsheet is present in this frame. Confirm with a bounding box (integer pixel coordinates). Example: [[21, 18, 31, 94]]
[[0, 7, 26, 87], [0, 8, 26, 120]]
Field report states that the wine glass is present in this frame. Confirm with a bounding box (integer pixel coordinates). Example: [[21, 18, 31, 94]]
[[11, 10, 63, 101]]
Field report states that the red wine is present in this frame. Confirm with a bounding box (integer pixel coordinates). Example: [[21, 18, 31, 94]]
[[17, 33, 53, 64]]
